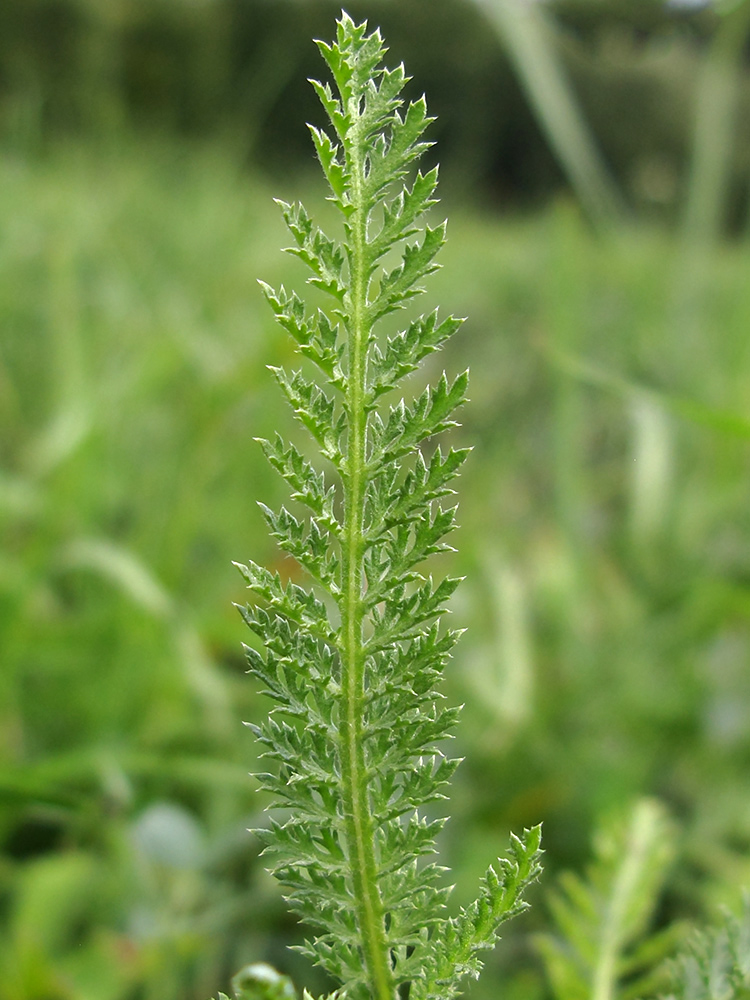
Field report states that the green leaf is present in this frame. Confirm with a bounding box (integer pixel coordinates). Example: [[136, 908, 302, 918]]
[[308, 124, 349, 203], [370, 222, 446, 320], [668, 896, 750, 1000], [536, 799, 677, 1000], [370, 370, 469, 466], [258, 502, 340, 591], [278, 200, 348, 301], [257, 434, 340, 533], [365, 97, 435, 204], [413, 825, 544, 1000], [315, 12, 386, 106], [234, 559, 334, 642], [245, 13, 540, 1000], [368, 311, 463, 399], [259, 283, 346, 390], [369, 574, 463, 650], [269, 366, 345, 465]]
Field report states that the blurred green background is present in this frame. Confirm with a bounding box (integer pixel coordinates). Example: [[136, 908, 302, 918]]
[[3, 0, 750, 997]]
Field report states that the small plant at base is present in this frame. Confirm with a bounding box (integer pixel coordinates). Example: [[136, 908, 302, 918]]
[[666, 894, 750, 1000], [215, 965, 298, 1000], [231, 13, 542, 1000], [536, 798, 682, 1000]]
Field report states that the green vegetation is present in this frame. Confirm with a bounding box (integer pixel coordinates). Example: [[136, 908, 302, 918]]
[[7, 0, 750, 225], [536, 800, 680, 1000], [4, 9, 750, 998], [235, 15, 540, 1000], [668, 896, 750, 1000]]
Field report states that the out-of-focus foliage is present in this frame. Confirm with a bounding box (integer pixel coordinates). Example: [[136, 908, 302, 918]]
[[667, 896, 750, 1000], [3, 0, 750, 221], [3, 136, 750, 997], [536, 799, 682, 1000], [222, 964, 297, 1000], [3, 2, 750, 997]]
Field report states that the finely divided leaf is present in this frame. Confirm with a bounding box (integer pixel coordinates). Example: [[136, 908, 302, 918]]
[[536, 799, 678, 1000], [667, 897, 750, 1000], [411, 825, 543, 1000], [240, 12, 541, 1000]]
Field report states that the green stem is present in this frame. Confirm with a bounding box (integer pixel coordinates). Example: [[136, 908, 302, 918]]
[[337, 113, 394, 1000]]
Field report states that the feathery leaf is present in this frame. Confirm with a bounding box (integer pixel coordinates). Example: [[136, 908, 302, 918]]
[[238, 13, 541, 1000]]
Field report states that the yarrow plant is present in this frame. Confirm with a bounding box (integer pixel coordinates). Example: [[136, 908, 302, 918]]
[[230, 13, 542, 1000]]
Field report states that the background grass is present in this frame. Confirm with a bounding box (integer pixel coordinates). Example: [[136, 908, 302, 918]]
[[0, 0, 750, 988], [3, 5, 750, 992]]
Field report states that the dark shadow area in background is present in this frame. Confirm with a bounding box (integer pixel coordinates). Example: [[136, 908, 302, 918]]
[[0, 0, 739, 219]]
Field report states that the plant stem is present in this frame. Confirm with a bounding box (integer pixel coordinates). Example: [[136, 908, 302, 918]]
[[337, 115, 394, 1000]]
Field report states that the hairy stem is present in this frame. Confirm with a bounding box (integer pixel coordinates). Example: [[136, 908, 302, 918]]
[[337, 114, 394, 1000]]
